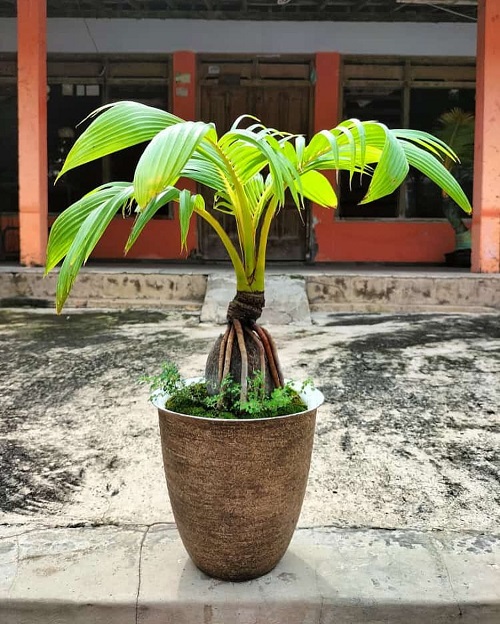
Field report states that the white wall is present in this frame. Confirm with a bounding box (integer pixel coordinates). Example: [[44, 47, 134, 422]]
[[0, 18, 477, 56]]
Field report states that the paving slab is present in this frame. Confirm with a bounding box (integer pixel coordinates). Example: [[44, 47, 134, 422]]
[[1, 525, 498, 624], [0, 526, 142, 624]]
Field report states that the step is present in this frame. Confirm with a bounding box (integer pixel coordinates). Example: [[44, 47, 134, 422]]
[[306, 272, 500, 313], [200, 274, 311, 324], [0, 265, 208, 310], [1, 524, 498, 624], [0, 265, 498, 314]]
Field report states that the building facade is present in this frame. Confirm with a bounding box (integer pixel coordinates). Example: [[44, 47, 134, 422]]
[[0, 1, 498, 272]]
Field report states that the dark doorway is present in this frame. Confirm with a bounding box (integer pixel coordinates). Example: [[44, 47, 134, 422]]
[[198, 57, 313, 262]]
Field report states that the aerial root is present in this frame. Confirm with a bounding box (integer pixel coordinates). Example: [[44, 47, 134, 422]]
[[215, 320, 283, 405], [233, 319, 248, 402], [222, 325, 235, 380], [244, 326, 266, 394], [217, 324, 231, 384], [259, 326, 284, 387], [252, 322, 284, 389]]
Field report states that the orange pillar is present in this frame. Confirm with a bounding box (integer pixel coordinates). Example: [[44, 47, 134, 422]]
[[312, 52, 341, 262], [17, 0, 48, 266], [472, 0, 500, 273], [172, 50, 198, 254]]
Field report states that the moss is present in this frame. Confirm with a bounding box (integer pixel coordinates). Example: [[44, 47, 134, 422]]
[[164, 379, 307, 420]]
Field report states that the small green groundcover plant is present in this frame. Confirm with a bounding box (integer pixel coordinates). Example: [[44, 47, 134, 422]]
[[142, 362, 311, 420]]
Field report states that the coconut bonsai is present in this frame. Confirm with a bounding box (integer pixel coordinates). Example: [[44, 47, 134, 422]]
[[45, 101, 472, 580]]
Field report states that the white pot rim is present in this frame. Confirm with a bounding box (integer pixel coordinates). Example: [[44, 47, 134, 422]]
[[152, 377, 324, 423]]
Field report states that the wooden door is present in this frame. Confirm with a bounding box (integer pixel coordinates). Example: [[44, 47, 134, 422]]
[[253, 86, 311, 261], [198, 58, 312, 262]]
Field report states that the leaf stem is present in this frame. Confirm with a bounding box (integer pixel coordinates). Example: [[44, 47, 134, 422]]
[[195, 208, 249, 290], [254, 197, 279, 291]]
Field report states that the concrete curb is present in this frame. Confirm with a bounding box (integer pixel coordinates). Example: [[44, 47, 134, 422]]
[[1, 525, 499, 623], [0, 266, 498, 314]]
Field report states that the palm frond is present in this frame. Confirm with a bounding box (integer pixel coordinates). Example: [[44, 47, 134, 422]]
[[134, 121, 216, 208], [54, 184, 134, 311], [125, 187, 179, 253], [57, 101, 181, 179], [46, 182, 132, 273], [47, 108, 474, 308], [434, 108, 475, 168]]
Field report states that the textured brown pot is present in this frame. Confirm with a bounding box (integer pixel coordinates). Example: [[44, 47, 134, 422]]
[[154, 381, 323, 581]]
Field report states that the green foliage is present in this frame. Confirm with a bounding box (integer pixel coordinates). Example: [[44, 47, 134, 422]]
[[140, 361, 183, 397], [434, 108, 475, 171], [46, 102, 473, 312], [143, 363, 309, 420]]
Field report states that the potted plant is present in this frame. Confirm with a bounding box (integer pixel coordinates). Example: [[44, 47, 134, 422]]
[[434, 107, 475, 267], [45, 101, 471, 581]]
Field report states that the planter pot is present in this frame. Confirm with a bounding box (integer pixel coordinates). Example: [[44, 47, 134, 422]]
[[153, 381, 323, 581]]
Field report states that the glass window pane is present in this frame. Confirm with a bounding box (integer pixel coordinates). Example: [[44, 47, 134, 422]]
[[408, 88, 475, 219], [340, 87, 402, 218], [48, 83, 103, 214], [0, 84, 18, 214]]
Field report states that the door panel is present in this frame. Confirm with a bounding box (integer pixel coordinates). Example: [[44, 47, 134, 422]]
[[198, 78, 311, 262], [199, 86, 251, 260], [254, 86, 311, 260]]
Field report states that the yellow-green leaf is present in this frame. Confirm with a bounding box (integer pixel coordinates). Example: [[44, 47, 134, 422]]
[[295, 170, 337, 208]]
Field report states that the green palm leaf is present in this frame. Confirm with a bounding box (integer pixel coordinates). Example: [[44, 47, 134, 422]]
[[57, 101, 182, 179], [220, 128, 300, 207], [125, 187, 179, 253], [393, 128, 456, 161], [133, 121, 216, 208], [46, 182, 132, 273], [55, 184, 134, 312], [361, 125, 408, 204], [294, 170, 337, 207], [179, 190, 205, 250], [400, 141, 471, 214], [181, 156, 226, 192]]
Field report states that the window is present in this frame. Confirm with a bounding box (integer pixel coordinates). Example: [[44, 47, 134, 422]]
[[407, 87, 475, 219], [340, 86, 403, 218], [0, 83, 17, 214], [48, 83, 103, 213], [340, 56, 475, 221], [47, 56, 171, 217]]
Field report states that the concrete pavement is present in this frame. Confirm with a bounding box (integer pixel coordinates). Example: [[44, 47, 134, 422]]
[[1, 525, 499, 624], [0, 306, 499, 621]]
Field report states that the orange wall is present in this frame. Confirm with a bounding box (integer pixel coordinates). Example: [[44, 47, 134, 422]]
[[312, 51, 341, 259], [315, 218, 456, 263], [311, 50, 458, 265], [0, 215, 190, 262], [93, 50, 198, 262], [93, 216, 187, 260], [2, 213, 457, 264]]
